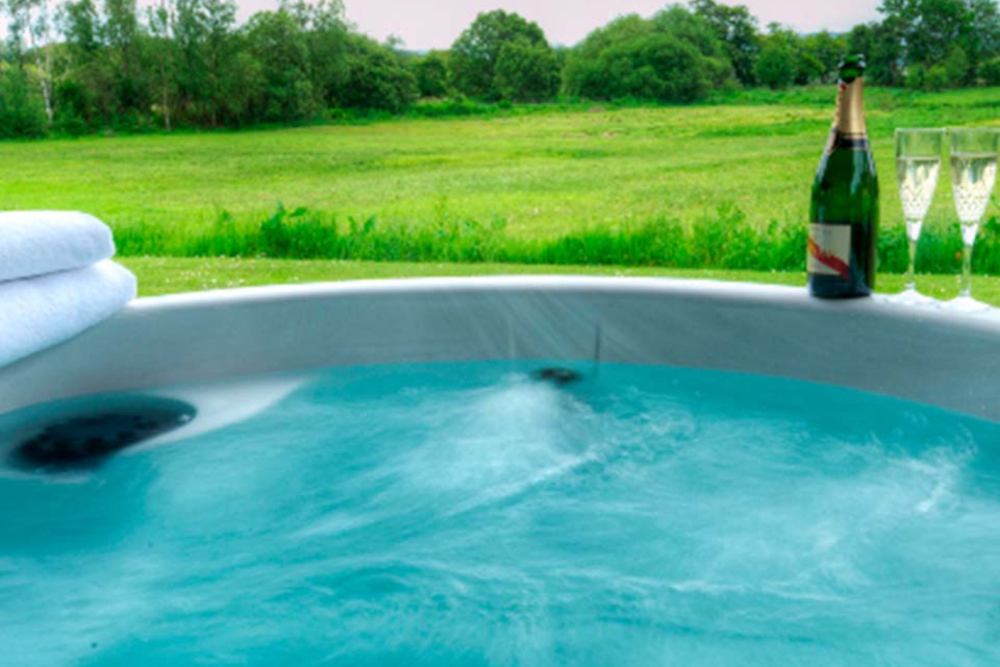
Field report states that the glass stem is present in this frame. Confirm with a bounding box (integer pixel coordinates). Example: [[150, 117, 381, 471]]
[[961, 244, 974, 298], [905, 236, 917, 292], [904, 218, 922, 293], [960, 222, 979, 299]]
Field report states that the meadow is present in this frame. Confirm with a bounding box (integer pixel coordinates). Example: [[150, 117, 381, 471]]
[[5, 87, 1000, 297]]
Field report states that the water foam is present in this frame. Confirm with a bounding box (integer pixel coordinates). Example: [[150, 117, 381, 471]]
[[0, 362, 998, 666]]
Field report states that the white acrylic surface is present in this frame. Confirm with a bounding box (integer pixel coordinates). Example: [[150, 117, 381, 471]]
[[2, 277, 1000, 421]]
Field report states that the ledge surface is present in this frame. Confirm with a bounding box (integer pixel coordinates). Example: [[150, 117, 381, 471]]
[[2, 277, 1000, 420]]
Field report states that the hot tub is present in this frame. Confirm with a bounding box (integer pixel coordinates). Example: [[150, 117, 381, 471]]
[[1, 277, 998, 665]]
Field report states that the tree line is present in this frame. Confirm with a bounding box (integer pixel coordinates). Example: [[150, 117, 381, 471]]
[[2, 0, 999, 139]]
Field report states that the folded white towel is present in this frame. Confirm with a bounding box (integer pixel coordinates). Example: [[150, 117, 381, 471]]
[[0, 211, 116, 283], [0, 261, 136, 368]]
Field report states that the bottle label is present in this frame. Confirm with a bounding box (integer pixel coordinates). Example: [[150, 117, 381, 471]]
[[808, 223, 850, 279]]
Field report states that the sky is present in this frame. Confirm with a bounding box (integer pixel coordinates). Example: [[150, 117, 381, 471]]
[[333, 0, 883, 50], [1, 0, 883, 47]]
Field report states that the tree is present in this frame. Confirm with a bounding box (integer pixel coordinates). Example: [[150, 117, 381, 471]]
[[283, 0, 349, 110], [200, 0, 239, 126], [335, 33, 417, 112], [896, 0, 969, 66], [754, 35, 795, 89], [56, 0, 102, 129], [494, 37, 559, 102], [146, 1, 176, 129], [0, 66, 47, 137], [412, 50, 449, 98], [101, 0, 150, 126], [243, 9, 314, 122], [217, 46, 264, 125], [690, 0, 760, 86], [943, 44, 970, 84], [969, 0, 1000, 70], [562, 8, 733, 102], [874, 0, 1000, 84], [3, 0, 57, 125], [449, 9, 552, 100], [847, 21, 903, 86], [801, 31, 847, 84], [59, 0, 100, 60], [652, 5, 735, 88], [758, 23, 823, 86], [980, 54, 1000, 84]]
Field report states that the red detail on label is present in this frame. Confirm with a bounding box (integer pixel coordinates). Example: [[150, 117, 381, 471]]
[[808, 237, 850, 280]]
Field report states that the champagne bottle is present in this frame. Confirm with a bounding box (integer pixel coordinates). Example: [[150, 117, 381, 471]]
[[808, 54, 879, 298]]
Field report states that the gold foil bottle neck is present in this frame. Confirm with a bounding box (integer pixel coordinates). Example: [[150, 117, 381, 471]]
[[834, 77, 866, 138]]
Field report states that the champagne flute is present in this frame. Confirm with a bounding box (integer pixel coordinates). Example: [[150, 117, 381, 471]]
[[894, 128, 944, 305], [947, 128, 999, 313]]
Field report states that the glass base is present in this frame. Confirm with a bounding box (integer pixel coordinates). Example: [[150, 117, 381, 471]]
[[887, 287, 937, 307], [942, 295, 992, 314]]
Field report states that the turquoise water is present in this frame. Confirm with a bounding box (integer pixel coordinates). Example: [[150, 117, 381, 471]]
[[1, 362, 1000, 666]]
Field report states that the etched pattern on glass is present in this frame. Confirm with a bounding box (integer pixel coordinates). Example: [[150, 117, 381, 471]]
[[950, 153, 998, 223], [896, 157, 940, 222]]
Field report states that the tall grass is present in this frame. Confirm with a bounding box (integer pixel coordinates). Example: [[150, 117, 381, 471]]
[[114, 202, 999, 275]]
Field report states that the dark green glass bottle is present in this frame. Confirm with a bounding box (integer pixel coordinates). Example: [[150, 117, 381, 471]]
[[808, 54, 879, 298]]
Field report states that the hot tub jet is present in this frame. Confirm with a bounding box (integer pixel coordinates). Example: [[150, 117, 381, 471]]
[[10, 397, 195, 473]]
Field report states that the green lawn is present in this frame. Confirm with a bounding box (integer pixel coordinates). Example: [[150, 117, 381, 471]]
[[4, 87, 1000, 245], [122, 256, 992, 304], [9, 88, 1000, 295]]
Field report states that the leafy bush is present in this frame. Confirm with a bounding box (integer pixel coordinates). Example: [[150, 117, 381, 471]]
[[979, 56, 1000, 85], [944, 46, 970, 86], [0, 68, 47, 139], [923, 65, 949, 92], [53, 80, 95, 136], [494, 38, 560, 102], [562, 8, 733, 103], [904, 65, 926, 90], [244, 10, 317, 122], [337, 35, 418, 112], [754, 44, 794, 89], [449, 10, 555, 101], [412, 51, 450, 98]]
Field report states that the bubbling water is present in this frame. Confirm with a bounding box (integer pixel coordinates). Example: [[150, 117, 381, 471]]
[[0, 362, 999, 666]]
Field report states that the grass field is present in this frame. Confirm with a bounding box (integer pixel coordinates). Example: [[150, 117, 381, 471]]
[[3, 87, 1000, 245], [6, 87, 1000, 297]]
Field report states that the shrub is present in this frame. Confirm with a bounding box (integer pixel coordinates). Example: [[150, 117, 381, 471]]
[[566, 31, 714, 102], [754, 44, 795, 89], [923, 65, 949, 91], [943, 45, 970, 86], [412, 51, 450, 98], [494, 38, 560, 102], [0, 68, 47, 139], [337, 35, 418, 112], [449, 10, 553, 101], [562, 8, 732, 103], [980, 56, 1000, 85], [905, 65, 926, 90]]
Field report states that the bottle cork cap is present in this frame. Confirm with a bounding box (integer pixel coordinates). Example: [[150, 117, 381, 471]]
[[838, 54, 866, 82]]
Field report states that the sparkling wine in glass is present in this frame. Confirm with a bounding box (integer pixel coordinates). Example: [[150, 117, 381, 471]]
[[947, 128, 998, 312], [894, 129, 943, 305]]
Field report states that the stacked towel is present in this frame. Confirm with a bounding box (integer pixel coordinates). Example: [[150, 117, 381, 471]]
[[0, 211, 116, 283], [0, 212, 136, 368]]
